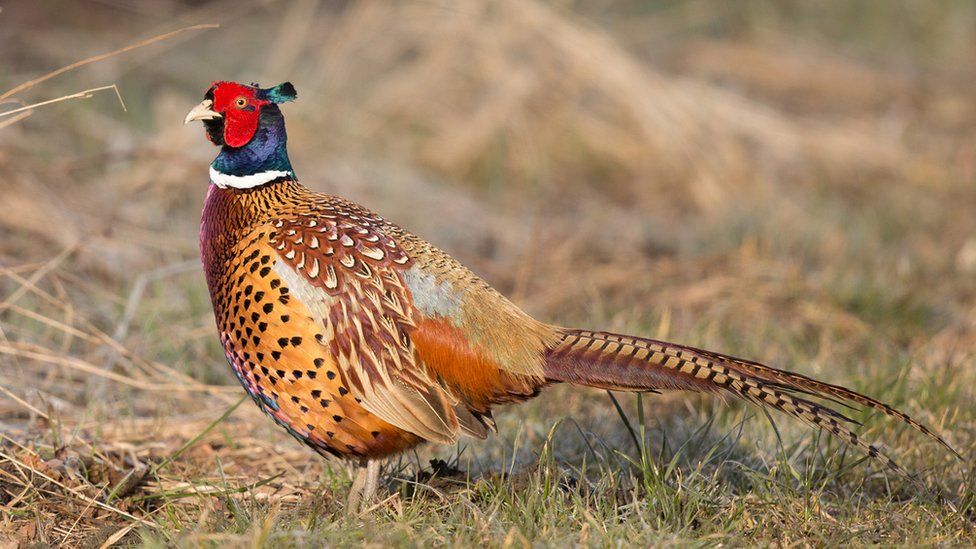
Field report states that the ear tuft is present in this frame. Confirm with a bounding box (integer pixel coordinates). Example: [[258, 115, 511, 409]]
[[266, 82, 297, 104]]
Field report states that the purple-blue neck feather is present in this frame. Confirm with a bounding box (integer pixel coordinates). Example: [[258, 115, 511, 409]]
[[211, 104, 295, 178]]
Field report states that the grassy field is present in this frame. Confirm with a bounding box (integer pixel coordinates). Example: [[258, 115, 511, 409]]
[[1, 0, 974, 546]]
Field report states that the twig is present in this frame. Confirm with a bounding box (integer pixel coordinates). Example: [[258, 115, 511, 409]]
[[0, 84, 126, 119], [0, 110, 31, 130], [0, 23, 219, 102]]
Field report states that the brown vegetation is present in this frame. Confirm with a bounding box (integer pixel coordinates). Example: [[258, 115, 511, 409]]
[[0, 1, 974, 545]]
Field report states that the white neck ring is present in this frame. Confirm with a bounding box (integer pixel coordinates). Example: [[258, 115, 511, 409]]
[[210, 166, 291, 189]]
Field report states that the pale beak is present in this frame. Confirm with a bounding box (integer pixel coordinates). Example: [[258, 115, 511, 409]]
[[183, 99, 221, 125]]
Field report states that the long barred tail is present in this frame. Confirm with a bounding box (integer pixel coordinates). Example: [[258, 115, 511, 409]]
[[543, 329, 961, 478]]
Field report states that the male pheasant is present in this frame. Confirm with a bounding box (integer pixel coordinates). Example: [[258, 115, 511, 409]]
[[186, 81, 958, 512]]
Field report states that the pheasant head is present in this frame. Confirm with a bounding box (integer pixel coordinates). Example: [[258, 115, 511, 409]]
[[185, 81, 298, 188]]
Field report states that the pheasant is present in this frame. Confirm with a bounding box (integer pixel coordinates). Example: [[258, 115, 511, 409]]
[[185, 81, 958, 512]]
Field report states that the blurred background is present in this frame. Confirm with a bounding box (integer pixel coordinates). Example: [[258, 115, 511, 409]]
[[1, 0, 974, 544]]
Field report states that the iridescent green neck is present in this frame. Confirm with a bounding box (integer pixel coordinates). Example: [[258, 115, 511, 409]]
[[211, 104, 295, 185]]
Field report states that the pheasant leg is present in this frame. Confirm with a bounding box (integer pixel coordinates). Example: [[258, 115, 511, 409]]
[[346, 459, 381, 515]]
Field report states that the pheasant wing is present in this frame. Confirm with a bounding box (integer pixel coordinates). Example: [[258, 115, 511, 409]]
[[270, 214, 461, 444]]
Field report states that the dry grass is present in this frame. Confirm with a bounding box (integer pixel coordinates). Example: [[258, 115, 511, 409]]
[[1, 0, 974, 546]]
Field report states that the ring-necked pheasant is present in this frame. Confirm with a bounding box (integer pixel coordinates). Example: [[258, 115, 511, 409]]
[[186, 81, 958, 512]]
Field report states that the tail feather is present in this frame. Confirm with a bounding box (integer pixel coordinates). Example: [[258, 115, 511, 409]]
[[544, 329, 961, 477], [684, 343, 963, 460]]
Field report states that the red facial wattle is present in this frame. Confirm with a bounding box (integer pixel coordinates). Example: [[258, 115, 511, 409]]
[[210, 81, 269, 148]]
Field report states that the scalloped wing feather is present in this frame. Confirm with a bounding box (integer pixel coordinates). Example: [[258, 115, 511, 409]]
[[271, 216, 461, 444]]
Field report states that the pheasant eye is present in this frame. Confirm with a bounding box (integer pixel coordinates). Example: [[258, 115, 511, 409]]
[[235, 97, 248, 108]]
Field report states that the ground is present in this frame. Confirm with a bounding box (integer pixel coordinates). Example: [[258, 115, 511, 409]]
[[0, 0, 974, 546]]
